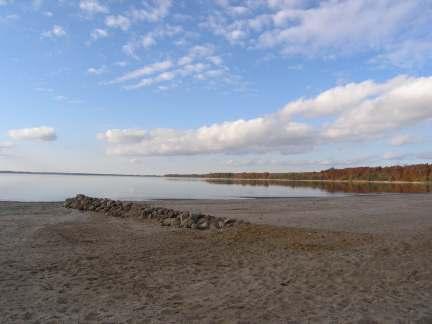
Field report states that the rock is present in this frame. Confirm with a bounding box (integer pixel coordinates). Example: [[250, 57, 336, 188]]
[[95, 206, 104, 212], [64, 198, 73, 208], [224, 218, 236, 227], [92, 200, 101, 208], [64, 195, 241, 231], [197, 221, 209, 230], [161, 218, 172, 226], [218, 220, 225, 229], [179, 213, 192, 228], [75, 194, 86, 200], [161, 217, 180, 227], [170, 218, 180, 226], [191, 213, 204, 223], [209, 218, 221, 230]]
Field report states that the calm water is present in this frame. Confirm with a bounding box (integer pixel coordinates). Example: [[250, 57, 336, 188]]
[[0, 174, 430, 202]]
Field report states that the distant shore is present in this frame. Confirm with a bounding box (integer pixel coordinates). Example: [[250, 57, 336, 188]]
[[167, 163, 432, 183], [193, 177, 432, 185], [0, 170, 159, 178]]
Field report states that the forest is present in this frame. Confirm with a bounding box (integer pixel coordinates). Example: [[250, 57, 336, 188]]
[[166, 164, 432, 182]]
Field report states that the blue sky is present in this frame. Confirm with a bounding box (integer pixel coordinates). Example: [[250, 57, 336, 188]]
[[1, 0, 432, 174]]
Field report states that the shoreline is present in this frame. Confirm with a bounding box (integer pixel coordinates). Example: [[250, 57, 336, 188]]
[[2, 191, 429, 204], [149, 193, 432, 235]]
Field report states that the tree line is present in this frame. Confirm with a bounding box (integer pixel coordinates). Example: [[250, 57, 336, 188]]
[[166, 164, 432, 182]]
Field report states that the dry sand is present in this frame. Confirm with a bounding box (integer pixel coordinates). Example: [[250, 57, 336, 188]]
[[1, 194, 432, 323]]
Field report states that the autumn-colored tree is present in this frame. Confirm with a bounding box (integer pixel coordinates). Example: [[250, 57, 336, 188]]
[[193, 164, 432, 182]]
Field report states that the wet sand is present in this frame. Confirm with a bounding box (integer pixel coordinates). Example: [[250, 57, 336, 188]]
[[1, 194, 432, 323], [151, 193, 432, 235]]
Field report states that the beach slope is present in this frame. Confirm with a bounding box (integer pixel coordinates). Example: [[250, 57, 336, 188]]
[[1, 195, 432, 323]]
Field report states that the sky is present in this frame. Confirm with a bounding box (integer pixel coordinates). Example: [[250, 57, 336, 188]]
[[1, 0, 432, 174]]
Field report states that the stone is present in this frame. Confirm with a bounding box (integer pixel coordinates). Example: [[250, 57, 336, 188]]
[[197, 221, 209, 230], [122, 202, 133, 211], [209, 218, 221, 230], [224, 218, 236, 227], [64, 195, 240, 231], [179, 214, 191, 228], [191, 213, 204, 223], [161, 218, 172, 226]]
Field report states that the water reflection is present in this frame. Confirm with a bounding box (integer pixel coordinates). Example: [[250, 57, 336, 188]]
[[0, 174, 338, 201], [0, 174, 430, 202], [205, 179, 432, 194]]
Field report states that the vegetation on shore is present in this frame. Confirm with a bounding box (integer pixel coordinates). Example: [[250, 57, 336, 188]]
[[166, 164, 432, 182]]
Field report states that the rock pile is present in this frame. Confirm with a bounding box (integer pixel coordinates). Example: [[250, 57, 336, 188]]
[[64, 194, 244, 230]]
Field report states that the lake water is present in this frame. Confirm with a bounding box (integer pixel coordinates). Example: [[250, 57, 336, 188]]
[[0, 174, 430, 202]]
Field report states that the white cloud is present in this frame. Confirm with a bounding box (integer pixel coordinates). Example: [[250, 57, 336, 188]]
[[35, 87, 54, 92], [323, 76, 432, 140], [0, 141, 14, 157], [8, 127, 57, 141], [0, 14, 19, 23], [41, 25, 66, 38], [90, 28, 108, 40], [109, 60, 173, 84], [110, 44, 233, 90], [129, 158, 144, 164], [208, 55, 223, 65], [373, 39, 432, 69], [258, 0, 418, 55], [265, 0, 305, 9], [122, 25, 183, 58], [214, 0, 251, 16], [280, 76, 410, 118], [87, 66, 107, 75], [100, 1, 172, 36], [201, 14, 250, 44], [105, 15, 130, 31], [79, 0, 108, 14], [203, 0, 428, 66], [178, 45, 215, 65], [122, 34, 156, 58], [0, 141, 14, 149], [141, 34, 156, 48], [32, 0, 43, 9], [52, 95, 83, 104], [390, 134, 414, 146], [417, 152, 432, 160], [99, 117, 313, 156], [54, 95, 67, 101], [224, 155, 377, 169], [129, 0, 172, 22], [124, 71, 176, 90], [382, 152, 411, 161], [97, 129, 147, 144], [99, 75, 432, 156], [114, 61, 128, 67]]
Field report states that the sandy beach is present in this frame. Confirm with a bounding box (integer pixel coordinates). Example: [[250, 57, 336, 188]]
[[1, 194, 432, 323]]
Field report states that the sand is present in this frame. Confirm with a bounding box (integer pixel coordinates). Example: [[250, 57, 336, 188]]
[[1, 194, 432, 323]]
